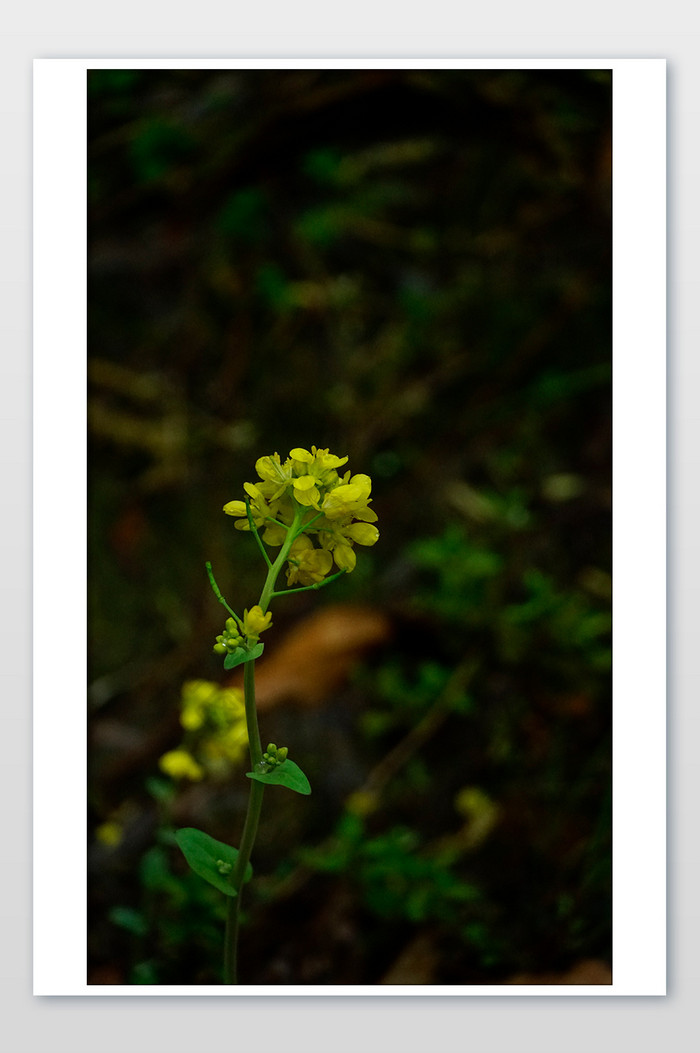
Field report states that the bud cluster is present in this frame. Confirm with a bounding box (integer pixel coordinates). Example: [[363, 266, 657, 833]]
[[213, 605, 273, 657], [260, 742, 289, 770], [213, 617, 244, 655]]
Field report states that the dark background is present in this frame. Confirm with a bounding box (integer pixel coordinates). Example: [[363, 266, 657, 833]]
[[87, 67, 612, 986]]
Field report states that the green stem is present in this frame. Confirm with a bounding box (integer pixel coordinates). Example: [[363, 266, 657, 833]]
[[224, 659, 264, 984], [300, 509, 326, 531], [242, 651, 263, 767], [221, 498, 320, 983], [224, 779, 265, 984], [245, 498, 273, 569], [205, 562, 239, 622], [271, 569, 347, 598], [258, 501, 306, 611], [265, 515, 289, 530]]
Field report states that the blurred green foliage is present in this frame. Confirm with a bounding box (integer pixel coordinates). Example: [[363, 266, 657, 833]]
[[88, 68, 611, 985]]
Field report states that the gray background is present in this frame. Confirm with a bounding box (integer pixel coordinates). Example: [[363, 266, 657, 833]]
[[5, 4, 695, 1051]]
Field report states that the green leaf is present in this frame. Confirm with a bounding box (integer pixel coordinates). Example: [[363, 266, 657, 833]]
[[246, 758, 311, 795], [174, 828, 253, 897], [223, 642, 264, 670]]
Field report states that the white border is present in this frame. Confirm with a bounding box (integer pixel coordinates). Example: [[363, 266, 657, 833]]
[[33, 57, 666, 996]]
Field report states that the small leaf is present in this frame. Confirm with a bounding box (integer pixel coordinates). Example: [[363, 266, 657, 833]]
[[246, 759, 311, 795], [174, 828, 252, 897], [223, 642, 264, 670]]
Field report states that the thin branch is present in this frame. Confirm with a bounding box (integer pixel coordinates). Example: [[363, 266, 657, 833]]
[[245, 497, 272, 568], [271, 569, 347, 598], [205, 561, 239, 622]]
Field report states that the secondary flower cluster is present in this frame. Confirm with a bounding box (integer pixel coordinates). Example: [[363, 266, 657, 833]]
[[213, 607, 273, 655], [223, 446, 379, 585], [260, 742, 288, 770], [159, 680, 248, 781]]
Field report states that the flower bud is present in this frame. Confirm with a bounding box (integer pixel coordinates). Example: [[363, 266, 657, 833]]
[[345, 523, 380, 546], [223, 500, 248, 517], [242, 605, 273, 637], [332, 542, 357, 572]]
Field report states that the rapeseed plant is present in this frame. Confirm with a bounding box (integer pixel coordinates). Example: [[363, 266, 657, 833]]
[[171, 446, 378, 983]]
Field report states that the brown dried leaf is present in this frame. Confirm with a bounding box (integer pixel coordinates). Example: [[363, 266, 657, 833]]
[[507, 958, 612, 985], [379, 933, 439, 985], [226, 603, 392, 710]]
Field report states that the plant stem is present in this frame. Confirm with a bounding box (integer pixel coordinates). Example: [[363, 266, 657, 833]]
[[205, 562, 239, 622], [224, 779, 265, 984], [224, 659, 264, 984], [258, 502, 305, 611], [222, 498, 307, 983], [245, 497, 273, 568], [242, 650, 263, 766], [270, 569, 346, 598]]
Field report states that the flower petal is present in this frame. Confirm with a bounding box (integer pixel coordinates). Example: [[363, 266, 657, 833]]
[[345, 523, 379, 546], [223, 500, 247, 516], [333, 542, 357, 572]]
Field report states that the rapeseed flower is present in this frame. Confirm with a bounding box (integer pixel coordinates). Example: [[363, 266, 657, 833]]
[[159, 748, 205, 781], [222, 446, 379, 586], [286, 535, 334, 586], [159, 681, 249, 782], [242, 605, 273, 640]]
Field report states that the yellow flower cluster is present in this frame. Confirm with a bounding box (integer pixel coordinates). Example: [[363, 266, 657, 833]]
[[159, 748, 205, 781], [158, 680, 248, 782], [223, 446, 379, 584]]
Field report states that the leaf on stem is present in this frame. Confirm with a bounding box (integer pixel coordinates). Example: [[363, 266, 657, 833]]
[[246, 758, 311, 795], [174, 828, 253, 897], [223, 642, 264, 670]]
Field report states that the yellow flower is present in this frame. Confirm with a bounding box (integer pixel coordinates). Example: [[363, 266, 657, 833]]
[[255, 452, 292, 490], [161, 682, 249, 783], [290, 446, 348, 477], [95, 820, 123, 847], [224, 447, 353, 529], [344, 522, 380, 546], [242, 605, 273, 639], [317, 516, 380, 572], [223, 484, 289, 545], [159, 749, 205, 781], [286, 535, 334, 585], [180, 679, 221, 730], [321, 473, 374, 520], [330, 539, 356, 572], [201, 723, 249, 768], [291, 473, 322, 508], [289, 447, 315, 467], [224, 446, 379, 577]]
